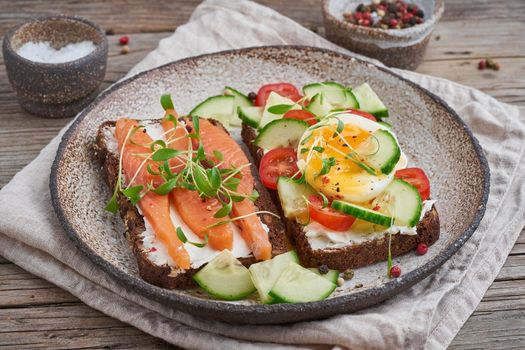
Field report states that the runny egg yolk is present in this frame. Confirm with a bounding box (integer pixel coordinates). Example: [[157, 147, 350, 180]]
[[298, 116, 395, 204]]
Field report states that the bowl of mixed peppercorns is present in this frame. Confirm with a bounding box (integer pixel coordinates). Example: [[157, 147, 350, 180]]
[[322, 0, 444, 70]]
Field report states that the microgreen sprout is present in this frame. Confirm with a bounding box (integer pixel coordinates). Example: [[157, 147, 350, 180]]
[[176, 227, 208, 248]]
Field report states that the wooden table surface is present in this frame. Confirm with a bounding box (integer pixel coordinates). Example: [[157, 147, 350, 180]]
[[0, 1, 524, 348]]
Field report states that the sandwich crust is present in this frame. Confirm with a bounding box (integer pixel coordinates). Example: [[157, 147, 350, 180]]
[[241, 123, 440, 271], [94, 119, 287, 289]]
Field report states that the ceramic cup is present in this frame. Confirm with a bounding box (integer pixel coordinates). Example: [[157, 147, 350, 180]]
[[3, 15, 108, 118], [323, 0, 444, 70]]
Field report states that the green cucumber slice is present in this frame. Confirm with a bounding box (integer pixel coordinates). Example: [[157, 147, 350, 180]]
[[376, 179, 422, 227], [377, 121, 392, 130], [306, 93, 332, 117], [269, 263, 336, 303], [331, 200, 393, 227], [259, 91, 300, 127], [360, 129, 400, 175], [277, 177, 316, 224], [224, 86, 252, 127], [238, 106, 263, 128], [249, 251, 299, 304], [352, 83, 389, 119], [193, 250, 255, 300], [308, 268, 339, 284], [303, 82, 359, 109], [189, 95, 234, 127], [344, 89, 360, 109], [254, 118, 309, 150]]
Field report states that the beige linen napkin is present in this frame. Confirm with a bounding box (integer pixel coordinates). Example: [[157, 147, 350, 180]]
[[1, 1, 524, 349]]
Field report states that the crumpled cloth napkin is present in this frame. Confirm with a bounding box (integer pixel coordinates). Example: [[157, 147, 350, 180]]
[[1, 1, 524, 349]]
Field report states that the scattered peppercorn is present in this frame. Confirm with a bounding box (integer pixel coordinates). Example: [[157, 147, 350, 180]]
[[120, 45, 130, 55], [416, 242, 428, 255], [119, 35, 129, 45], [248, 92, 257, 101], [390, 265, 401, 278], [355, 283, 364, 288], [343, 269, 355, 280], [318, 264, 329, 275], [478, 58, 501, 71], [343, 0, 426, 29]]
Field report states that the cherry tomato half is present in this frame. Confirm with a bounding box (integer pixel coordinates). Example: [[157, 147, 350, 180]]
[[395, 167, 430, 201], [308, 195, 356, 231], [346, 108, 377, 122], [254, 83, 302, 107], [283, 109, 318, 126], [259, 148, 299, 190]]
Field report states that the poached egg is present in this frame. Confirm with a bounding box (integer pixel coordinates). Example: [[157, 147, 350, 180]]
[[297, 112, 407, 203]]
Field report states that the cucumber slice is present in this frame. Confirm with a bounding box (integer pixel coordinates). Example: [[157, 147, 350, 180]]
[[344, 89, 360, 109], [376, 179, 422, 227], [238, 106, 263, 128], [193, 250, 255, 301], [303, 82, 359, 109], [269, 263, 336, 303], [260, 91, 300, 127], [249, 251, 299, 304], [306, 93, 332, 117], [254, 118, 309, 150], [361, 129, 400, 175], [189, 95, 234, 127], [224, 86, 252, 127], [308, 268, 339, 284], [331, 200, 393, 227], [352, 83, 388, 119], [377, 121, 392, 130], [277, 177, 316, 224]]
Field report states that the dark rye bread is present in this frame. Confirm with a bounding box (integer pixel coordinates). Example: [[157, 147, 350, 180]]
[[241, 124, 440, 271], [93, 119, 287, 289]]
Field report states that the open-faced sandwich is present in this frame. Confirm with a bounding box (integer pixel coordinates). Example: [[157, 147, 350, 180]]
[[95, 81, 439, 304]]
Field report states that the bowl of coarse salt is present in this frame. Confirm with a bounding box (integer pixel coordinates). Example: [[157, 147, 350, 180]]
[[3, 15, 107, 118]]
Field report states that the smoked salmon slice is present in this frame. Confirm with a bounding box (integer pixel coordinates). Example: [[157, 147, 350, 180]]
[[115, 118, 191, 270], [161, 119, 234, 251], [198, 119, 272, 261]]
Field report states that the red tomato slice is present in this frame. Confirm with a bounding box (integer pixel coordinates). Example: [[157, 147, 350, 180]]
[[283, 109, 318, 126], [395, 167, 430, 201], [308, 195, 356, 231], [259, 148, 299, 190], [255, 83, 302, 107], [346, 108, 377, 122]]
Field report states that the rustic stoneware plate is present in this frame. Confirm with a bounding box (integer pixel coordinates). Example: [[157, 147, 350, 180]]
[[50, 46, 489, 324]]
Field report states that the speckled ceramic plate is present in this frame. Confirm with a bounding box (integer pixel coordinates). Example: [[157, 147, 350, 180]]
[[50, 46, 489, 324]]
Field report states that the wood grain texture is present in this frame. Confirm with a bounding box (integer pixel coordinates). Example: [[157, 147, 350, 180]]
[[0, 0, 523, 349]]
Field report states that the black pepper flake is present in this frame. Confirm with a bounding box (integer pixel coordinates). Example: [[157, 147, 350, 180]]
[[336, 187, 340, 193], [142, 128, 147, 133], [248, 92, 257, 101], [355, 283, 363, 288], [318, 265, 329, 275], [185, 125, 193, 133]]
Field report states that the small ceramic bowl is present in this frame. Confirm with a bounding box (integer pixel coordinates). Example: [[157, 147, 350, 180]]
[[322, 0, 444, 70], [2, 15, 108, 118]]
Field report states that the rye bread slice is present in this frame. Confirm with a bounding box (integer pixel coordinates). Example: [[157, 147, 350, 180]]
[[241, 123, 440, 271], [93, 119, 287, 289]]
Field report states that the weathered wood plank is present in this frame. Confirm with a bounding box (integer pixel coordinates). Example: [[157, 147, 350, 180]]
[[416, 57, 525, 107], [0, 306, 174, 349]]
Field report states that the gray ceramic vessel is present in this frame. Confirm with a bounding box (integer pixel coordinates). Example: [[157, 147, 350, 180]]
[[50, 46, 489, 324], [3, 15, 108, 118], [323, 0, 444, 70]]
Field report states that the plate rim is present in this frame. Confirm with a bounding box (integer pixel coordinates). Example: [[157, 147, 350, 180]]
[[50, 45, 490, 323]]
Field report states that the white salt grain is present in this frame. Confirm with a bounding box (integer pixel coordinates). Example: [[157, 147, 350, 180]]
[[17, 41, 96, 64]]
